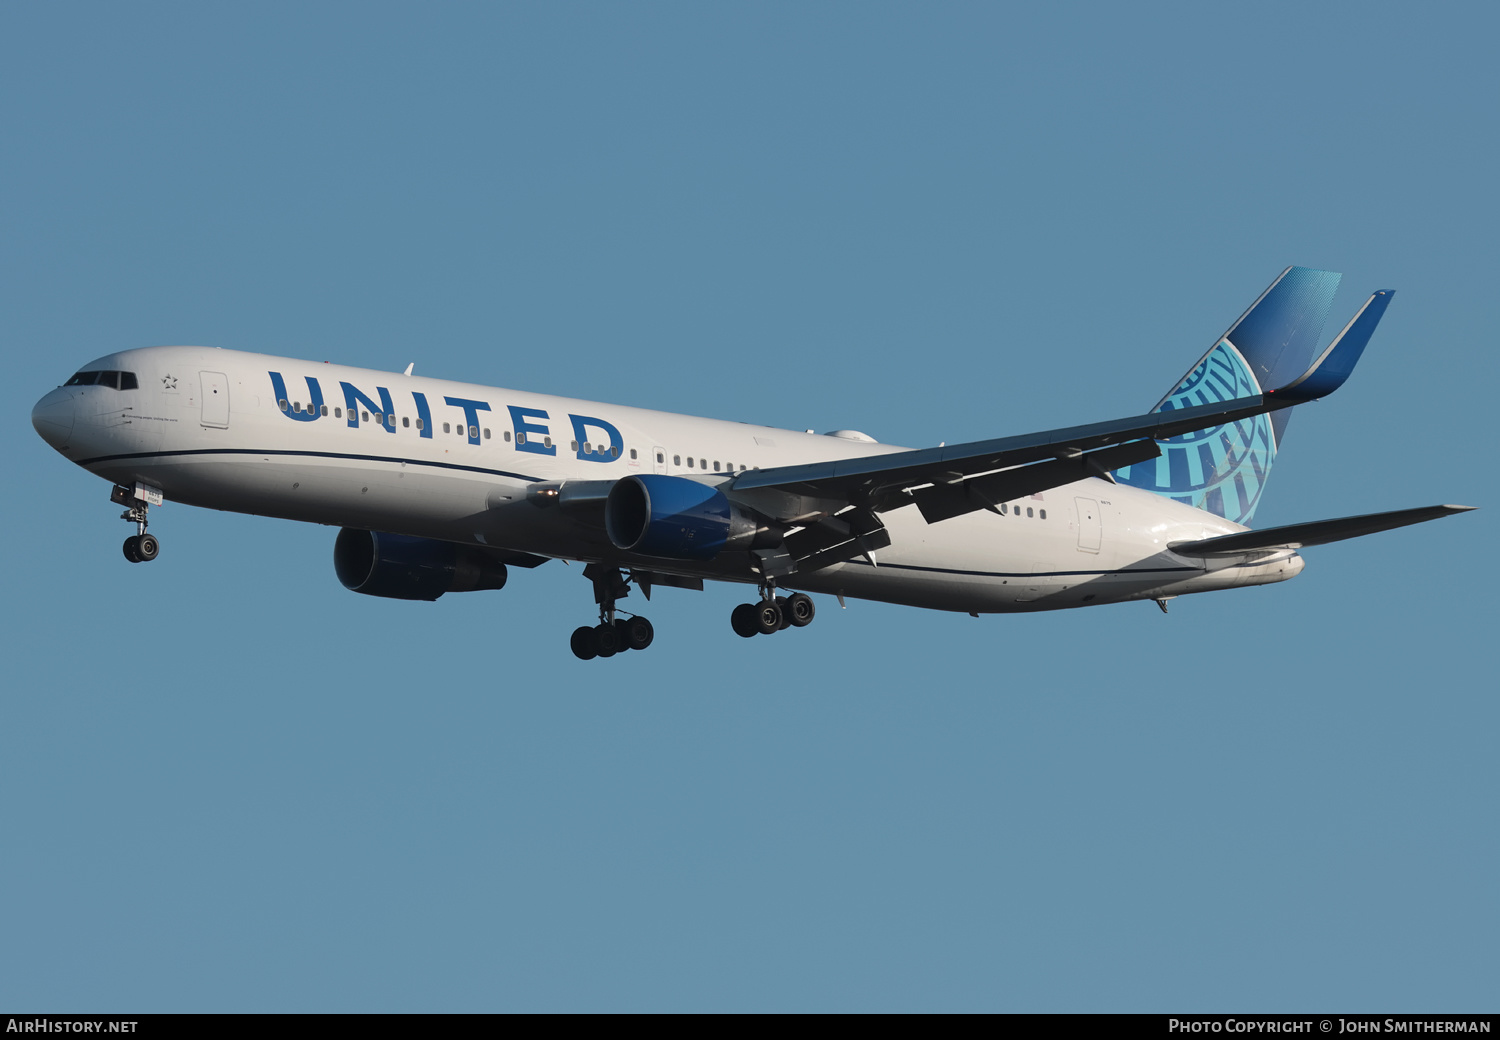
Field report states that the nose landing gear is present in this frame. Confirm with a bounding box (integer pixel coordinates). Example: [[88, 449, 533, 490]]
[[112, 483, 163, 564]]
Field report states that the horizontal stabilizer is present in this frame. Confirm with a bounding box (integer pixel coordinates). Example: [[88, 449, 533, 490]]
[[1169, 504, 1475, 557]]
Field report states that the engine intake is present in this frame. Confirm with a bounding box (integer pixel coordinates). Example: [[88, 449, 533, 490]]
[[333, 529, 510, 600], [604, 474, 776, 560]]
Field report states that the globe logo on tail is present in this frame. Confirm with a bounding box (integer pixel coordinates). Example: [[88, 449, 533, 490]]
[[1114, 339, 1276, 526]]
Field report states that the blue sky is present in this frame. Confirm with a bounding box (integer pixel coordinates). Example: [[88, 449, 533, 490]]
[[3, 2, 1495, 1012]]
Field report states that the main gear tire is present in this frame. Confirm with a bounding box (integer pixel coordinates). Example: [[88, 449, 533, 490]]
[[570, 626, 598, 661], [786, 592, 815, 627], [730, 603, 759, 638], [754, 599, 784, 635]]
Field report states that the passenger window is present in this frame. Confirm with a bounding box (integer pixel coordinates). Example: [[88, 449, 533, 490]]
[[443, 422, 451, 433], [700, 459, 706, 470], [1000, 503, 1008, 515], [517, 432, 526, 445], [279, 399, 289, 411], [415, 417, 424, 430], [320, 405, 328, 416], [468, 426, 478, 438], [544, 437, 552, 448], [713, 461, 720, 471], [570, 441, 579, 452], [362, 411, 370, 422], [611, 446, 619, 458], [293, 401, 302, 412], [1027, 507, 1033, 517], [483, 428, 491, 439], [119, 372, 138, 390], [503, 430, 511, 441], [402, 416, 410, 428], [1039, 509, 1047, 519], [673, 455, 681, 466], [631, 449, 638, 460], [687, 457, 695, 468]]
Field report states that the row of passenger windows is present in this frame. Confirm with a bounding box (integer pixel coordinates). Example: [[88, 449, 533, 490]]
[[277, 399, 637, 459], [666, 454, 747, 472], [66, 370, 138, 390], [1000, 503, 1046, 519], [277, 398, 760, 472]]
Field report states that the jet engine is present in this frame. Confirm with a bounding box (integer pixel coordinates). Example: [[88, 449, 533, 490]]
[[333, 529, 510, 601], [604, 474, 777, 560]]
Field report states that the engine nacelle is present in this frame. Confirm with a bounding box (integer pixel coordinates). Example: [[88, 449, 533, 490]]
[[333, 529, 510, 601], [604, 474, 775, 561]]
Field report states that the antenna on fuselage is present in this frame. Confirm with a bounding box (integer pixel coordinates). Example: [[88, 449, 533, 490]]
[[403, 363, 415, 376]]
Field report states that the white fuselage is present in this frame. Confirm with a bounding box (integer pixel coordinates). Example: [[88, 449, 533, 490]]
[[31, 346, 1305, 612]]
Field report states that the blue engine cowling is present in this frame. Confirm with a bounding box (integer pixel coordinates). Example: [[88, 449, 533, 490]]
[[333, 529, 510, 600], [605, 474, 772, 560]]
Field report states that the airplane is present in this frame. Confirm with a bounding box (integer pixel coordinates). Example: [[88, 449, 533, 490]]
[[30, 266, 1473, 660]]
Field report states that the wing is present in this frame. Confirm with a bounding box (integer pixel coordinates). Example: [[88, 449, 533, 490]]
[[726, 291, 1393, 575]]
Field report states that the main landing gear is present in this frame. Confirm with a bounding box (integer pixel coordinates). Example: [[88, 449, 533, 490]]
[[730, 585, 816, 639], [112, 484, 161, 563], [570, 564, 655, 661]]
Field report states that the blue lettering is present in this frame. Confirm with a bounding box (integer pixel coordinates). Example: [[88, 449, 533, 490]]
[[341, 381, 395, 431], [507, 405, 556, 456], [268, 372, 324, 422], [569, 414, 623, 462], [411, 391, 434, 439], [444, 396, 492, 446]]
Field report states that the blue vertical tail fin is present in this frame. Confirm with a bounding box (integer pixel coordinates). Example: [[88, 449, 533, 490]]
[[1113, 266, 1345, 526]]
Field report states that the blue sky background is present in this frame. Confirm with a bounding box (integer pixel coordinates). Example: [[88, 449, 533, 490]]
[[3, 1, 1495, 1012]]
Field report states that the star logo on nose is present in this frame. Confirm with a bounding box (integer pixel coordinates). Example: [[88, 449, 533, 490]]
[[161, 374, 178, 390]]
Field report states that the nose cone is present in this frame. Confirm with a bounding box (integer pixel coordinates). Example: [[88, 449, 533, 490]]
[[32, 388, 75, 450]]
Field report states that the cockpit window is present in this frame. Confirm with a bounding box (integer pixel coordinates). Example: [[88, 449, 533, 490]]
[[63, 370, 138, 389]]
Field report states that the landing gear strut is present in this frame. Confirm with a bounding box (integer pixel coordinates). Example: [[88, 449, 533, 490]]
[[570, 564, 655, 661], [112, 484, 162, 563], [731, 582, 815, 639]]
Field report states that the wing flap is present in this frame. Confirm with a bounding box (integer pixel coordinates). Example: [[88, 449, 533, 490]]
[[910, 439, 1160, 524]]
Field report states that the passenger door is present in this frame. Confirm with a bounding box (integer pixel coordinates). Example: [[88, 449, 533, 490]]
[[1075, 496, 1102, 553], [200, 371, 230, 428]]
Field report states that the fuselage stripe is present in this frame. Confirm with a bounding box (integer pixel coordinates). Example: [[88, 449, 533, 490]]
[[74, 447, 545, 484]]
